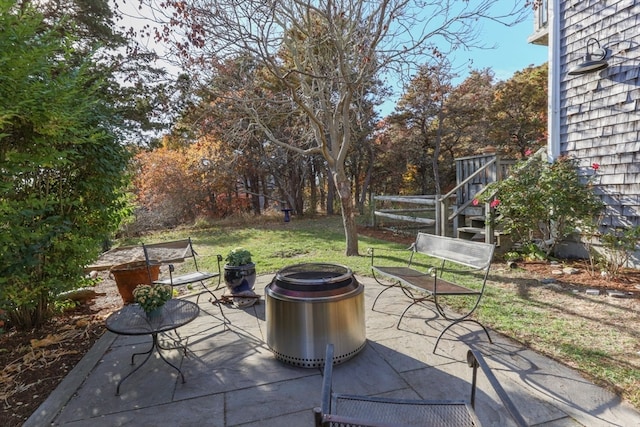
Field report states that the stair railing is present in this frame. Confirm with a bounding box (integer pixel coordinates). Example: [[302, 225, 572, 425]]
[[437, 156, 497, 239], [438, 148, 546, 243]]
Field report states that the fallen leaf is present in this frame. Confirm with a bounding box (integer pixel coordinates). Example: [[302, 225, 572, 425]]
[[30, 334, 63, 349]]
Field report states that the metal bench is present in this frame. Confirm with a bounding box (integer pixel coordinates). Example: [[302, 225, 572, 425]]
[[314, 344, 527, 427], [370, 233, 495, 352]]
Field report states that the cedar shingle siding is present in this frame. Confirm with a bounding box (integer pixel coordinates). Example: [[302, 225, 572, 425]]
[[560, 0, 640, 229]]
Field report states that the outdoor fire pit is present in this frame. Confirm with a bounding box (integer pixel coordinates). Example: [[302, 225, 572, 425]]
[[265, 263, 366, 368]]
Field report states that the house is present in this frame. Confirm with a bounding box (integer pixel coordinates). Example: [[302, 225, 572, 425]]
[[529, 0, 640, 265]]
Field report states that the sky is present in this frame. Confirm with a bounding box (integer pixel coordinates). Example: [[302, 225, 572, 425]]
[[378, 8, 549, 117], [115, 1, 549, 117], [456, 14, 548, 82]]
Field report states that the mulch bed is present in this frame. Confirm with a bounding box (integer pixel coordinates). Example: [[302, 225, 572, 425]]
[[0, 305, 107, 427]]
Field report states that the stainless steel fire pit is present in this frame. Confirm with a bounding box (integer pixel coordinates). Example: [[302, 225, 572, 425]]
[[265, 263, 366, 368]]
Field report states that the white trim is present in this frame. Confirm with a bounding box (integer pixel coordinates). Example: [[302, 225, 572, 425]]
[[548, 0, 561, 162]]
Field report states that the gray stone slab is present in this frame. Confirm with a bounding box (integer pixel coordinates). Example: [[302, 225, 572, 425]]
[[54, 348, 177, 424], [223, 375, 321, 425], [57, 393, 225, 427], [329, 344, 413, 396], [176, 335, 316, 400], [237, 409, 313, 427], [27, 274, 640, 427]]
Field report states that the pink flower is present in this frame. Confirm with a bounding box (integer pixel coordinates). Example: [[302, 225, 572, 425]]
[[472, 199, 479, 206], [524, 149, 532, 156], [592, 163, 600, 171], [490, 199, 501, 208]]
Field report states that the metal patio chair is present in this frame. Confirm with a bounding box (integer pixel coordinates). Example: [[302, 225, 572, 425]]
[[314, 344, 527, 427]]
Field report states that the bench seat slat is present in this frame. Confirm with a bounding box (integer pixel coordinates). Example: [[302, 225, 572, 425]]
[[154, 271, 219, 287], [372, 266, 481, 296]]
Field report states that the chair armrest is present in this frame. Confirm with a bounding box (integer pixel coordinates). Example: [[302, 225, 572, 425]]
[[320, 344, 334, 415], [467, 349, 528, 427], [216, 254, 223, 274]]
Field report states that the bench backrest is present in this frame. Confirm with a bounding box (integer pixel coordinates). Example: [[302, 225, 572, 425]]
[[414, 232, 494, 270]]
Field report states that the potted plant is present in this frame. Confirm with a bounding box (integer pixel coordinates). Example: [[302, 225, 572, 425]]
[[132, 284, 172, 318], [223, 247, 257, 297]]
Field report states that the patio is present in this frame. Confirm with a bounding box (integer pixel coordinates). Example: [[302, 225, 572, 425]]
[[26, 274, 640, 426]]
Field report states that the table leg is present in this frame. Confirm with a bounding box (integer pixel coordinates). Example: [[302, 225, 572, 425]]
[[157, 332, 188, 356], [115, 333, 186, 395], [131, 342, 153, 365]]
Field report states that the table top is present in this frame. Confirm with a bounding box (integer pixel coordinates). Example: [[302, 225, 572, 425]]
[[106, 299, 200, 336]]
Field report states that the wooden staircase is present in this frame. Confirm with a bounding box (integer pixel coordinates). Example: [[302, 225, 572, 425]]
[[457, 215, 512, 254]]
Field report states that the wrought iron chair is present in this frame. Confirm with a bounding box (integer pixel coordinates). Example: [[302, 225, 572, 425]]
[[142, 238, 224, 308], [314, 344, 527, 427]]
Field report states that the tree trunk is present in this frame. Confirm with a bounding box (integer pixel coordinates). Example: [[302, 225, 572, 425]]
[[309, 161, 318, 214], [332, 169, 359, 256], [358, 144, 374, 214], [433, 108, 444, 194], [326, 166, 335, 215]]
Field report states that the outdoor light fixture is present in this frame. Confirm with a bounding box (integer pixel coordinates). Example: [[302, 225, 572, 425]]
[[568, 38, 609, 75]]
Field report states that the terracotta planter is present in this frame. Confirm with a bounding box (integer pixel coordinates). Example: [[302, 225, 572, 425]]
[[111, 260, 160, 304]]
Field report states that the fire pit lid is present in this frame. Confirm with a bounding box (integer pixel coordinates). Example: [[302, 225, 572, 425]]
[[269, 263, 357, 297]]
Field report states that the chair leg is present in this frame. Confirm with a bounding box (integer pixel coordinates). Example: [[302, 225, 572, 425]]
[[433, 319, 492, 353], [371, 282, 396, 311], [193, 281, 230, 328], [396, 299, 423, 329]]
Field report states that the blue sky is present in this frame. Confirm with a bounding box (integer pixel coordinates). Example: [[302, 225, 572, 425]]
[[457, 15, 548, 82], [378, 11, 549, 117]]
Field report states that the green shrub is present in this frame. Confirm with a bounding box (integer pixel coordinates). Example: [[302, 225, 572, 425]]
[[0, 3, 131, 330], [482, 155, 603, 256], [599, 226, 640, 277], [225, 247, 253, 266]]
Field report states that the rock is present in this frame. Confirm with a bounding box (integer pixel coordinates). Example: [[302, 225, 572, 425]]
[[58, 288, 98, 303], [585, 289, 600, 296], [539, 278, 557, 284], [551, 269, 564, 275], [563, 267, 580, 275], [606, 290, 630, 298]]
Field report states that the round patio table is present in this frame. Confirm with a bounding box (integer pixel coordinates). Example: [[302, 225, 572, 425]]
[[105, 298, 199, 395]]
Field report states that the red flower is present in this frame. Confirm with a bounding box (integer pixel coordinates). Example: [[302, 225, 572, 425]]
[[592, 163, 600, 171], [490, 199, 500, 208], [524, 149, 532, 156], [472, 199, 479, 206]]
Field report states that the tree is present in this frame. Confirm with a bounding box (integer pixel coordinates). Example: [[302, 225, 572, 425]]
[[0, 0, 130, 329], [445, 68, 496, 156], [146, 0, 528, 255], [489, 63, 548, 156], [370, 119, 411, 195], [391, 61, 455, 195]]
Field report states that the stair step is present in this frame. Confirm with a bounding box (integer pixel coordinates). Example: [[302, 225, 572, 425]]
[[457, 227, 511, 248], [468, 216, 486, 228], [457, 227, 485, 240]]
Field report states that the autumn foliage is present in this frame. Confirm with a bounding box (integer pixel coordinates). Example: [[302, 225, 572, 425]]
[[133, 138, 250, 227]]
